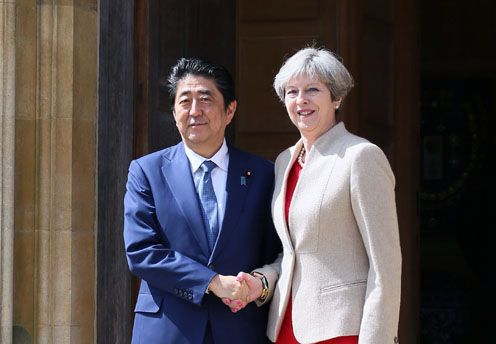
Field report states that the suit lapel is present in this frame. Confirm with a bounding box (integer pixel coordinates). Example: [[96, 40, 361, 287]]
[[161, 143, 211, 257], [210, 146, 249, 261], [277, 145, 299, 252]]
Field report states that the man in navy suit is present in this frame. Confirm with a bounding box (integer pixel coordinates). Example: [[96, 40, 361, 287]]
[[123, 57, 280, 344]]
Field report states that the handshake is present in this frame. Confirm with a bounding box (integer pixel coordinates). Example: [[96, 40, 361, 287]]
[[207, 272, 265, 313]]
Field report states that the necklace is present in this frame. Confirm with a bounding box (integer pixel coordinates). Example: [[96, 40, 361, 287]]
[[297, 145, 306, 167]]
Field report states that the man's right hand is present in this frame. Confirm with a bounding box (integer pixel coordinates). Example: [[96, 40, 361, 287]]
[[221, 272, 264, 313], [207, 274, 250, 303]]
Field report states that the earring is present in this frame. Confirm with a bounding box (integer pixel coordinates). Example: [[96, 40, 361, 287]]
[[335, 106, 339, 109]]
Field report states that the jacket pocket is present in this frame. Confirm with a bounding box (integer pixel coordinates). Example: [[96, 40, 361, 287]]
[[134, 293, 162, 314], [320, 279, 367, 294]]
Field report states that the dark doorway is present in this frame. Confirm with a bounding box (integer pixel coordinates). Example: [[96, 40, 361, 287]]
[[419, 1, 494, 342]]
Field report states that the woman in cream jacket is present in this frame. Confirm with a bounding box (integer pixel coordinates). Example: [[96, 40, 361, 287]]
[[234, 47, 402, 344]]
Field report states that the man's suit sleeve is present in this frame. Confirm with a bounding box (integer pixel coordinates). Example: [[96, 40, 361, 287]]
[[123, 160, 216, 305]]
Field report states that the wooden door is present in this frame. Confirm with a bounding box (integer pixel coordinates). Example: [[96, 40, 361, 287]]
[[236, 0, 419, 342], [353, 1, 420, 343], [235, 0, 339, 160]]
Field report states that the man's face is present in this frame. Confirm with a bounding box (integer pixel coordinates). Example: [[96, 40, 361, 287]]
[[173, 75, 236, 157]]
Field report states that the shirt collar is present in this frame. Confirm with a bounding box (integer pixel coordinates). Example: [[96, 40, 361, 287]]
[[184, 139, 229, 173]]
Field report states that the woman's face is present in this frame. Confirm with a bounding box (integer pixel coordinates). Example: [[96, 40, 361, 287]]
[[284, 74, 341, 141]]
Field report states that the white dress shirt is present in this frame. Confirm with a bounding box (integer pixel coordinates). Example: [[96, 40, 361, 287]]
[[184, 140, 229, 229]]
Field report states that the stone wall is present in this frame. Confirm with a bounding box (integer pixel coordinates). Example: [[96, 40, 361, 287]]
[[1, 0, 16, 342], [1, 1, 98, 343]]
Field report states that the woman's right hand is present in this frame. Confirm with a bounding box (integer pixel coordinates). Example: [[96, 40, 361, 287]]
[[222, 272, 263, 312]]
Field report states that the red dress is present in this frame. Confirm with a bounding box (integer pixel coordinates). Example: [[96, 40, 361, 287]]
[[276, 160, 358, 344]]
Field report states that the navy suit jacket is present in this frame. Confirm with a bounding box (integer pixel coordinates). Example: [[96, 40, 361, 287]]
[[124, 142, 280, 344]]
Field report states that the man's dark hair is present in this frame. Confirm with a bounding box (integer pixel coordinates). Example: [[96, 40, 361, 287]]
[[166, 58, 236, 110]]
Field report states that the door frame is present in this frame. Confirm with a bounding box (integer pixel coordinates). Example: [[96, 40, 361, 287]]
[[97, 0, 135, 342], [97, 1, 419, 342]]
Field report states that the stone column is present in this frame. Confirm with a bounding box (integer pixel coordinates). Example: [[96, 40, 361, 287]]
[[14, 1, 97, 343], [0, 1, 16, 343]]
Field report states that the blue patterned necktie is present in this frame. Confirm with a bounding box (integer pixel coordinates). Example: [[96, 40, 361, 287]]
[[198, 160, 219, 252]]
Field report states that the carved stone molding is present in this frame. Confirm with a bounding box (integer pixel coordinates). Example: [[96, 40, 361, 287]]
[[0, 1, 16, 343], [13, 1, 97, 343]]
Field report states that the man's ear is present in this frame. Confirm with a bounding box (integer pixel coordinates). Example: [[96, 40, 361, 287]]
[[225, 100, 237, 124]]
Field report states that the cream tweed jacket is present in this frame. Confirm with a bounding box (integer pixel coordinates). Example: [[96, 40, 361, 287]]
[[256, 122, 402, 344]]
